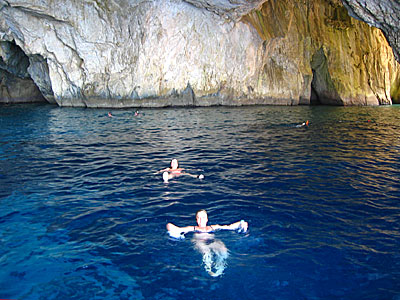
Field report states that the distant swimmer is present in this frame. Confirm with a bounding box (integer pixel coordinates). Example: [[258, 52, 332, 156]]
[[296, 120, 309, 127], [134, 110, 139, 116], [166, 209, 248, 277], [108, 112, 113, 118], [154, 159, 204, 182]]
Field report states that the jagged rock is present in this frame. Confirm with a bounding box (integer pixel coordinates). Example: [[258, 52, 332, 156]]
[[182, 0, 265, 20], [0, 41, 30, 78], [28, 55, 56, 103], [0, 41, 46, 103], [0, 68, 46, 103], [0, 0, 399, 106], [341, 0, 400, 62], [0, 0, 266, 107], [243, 0, 399, 105], [340, 0, 400, 104]]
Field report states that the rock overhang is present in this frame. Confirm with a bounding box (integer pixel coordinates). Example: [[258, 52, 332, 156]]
[[0, 0, 399, 107]]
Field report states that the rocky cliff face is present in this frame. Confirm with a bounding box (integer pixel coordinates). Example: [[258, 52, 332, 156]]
[[341, 0, 400, 63], [0, 41, 47, 103], [243, 0, 400, 105], [341, 0, 400, 104], [0, 0, 399, 107]]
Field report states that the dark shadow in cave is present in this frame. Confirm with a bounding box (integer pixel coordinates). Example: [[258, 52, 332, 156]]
[[0, 40, 54, 104], [310, 47, 344, 106], [391, 72, 400, 104]]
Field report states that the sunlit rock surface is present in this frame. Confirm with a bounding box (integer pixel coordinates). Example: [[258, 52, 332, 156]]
[[243, 0, 399, 105], [340, 0, 400, 104], [341, 0, 400, 62], [0, 0, 399, 106]]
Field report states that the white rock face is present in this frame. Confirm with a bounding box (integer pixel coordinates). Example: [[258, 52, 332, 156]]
[[0, 0, 271, 107], [0, 0, 398, 106], [182, 0, 265, 20]]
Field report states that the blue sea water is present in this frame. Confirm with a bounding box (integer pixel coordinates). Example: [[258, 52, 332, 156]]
[[0, 104, 400, 300]]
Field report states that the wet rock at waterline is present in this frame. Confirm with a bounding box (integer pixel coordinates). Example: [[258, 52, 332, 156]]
[[0, 0, 399, 107]]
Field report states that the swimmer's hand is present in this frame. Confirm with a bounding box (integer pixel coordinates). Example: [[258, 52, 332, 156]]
[[168, 230, 185, 240], [214, 220, 249, 232], [237, 220, 248, 233]]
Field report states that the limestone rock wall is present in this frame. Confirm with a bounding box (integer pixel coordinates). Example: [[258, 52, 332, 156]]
[[0, 0, 399, 106], [243, 0, 399, 105], [0, 41, 46, 103], [182, 0, 265, 20], [341, 0, 400, 62], [0, 0, 266, 107], [340, 0, 400, 104]]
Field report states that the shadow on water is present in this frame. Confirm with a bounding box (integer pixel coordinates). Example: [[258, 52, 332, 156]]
[[0, 104, 400, 299]]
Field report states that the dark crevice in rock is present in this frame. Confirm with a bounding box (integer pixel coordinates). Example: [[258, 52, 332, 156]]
[[0, 41, 30, 78], [310, 47, 343, 105], [0, 68, 46, 103], [28, 54, 56, 104], [310, 83, 321, 105], [0, 40, 52, 104], [391, 72, 400, 104], [12, 5, 71, 25]]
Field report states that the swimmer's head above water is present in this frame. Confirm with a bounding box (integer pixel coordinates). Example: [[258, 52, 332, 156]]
[[170, 158, 179, 169], [196, 209, 209, 228]]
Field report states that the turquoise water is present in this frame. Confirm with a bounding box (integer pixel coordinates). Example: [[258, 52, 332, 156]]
[[0, 104, 400, 299]]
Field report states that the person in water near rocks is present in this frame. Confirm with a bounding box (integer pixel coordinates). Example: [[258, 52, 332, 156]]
[[296, 120, 309, 127], [166, 209, 248, 277], [155, 159, 204, 182]]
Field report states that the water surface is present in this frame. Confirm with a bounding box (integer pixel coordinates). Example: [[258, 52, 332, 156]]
[[0, 104, 399, 299]]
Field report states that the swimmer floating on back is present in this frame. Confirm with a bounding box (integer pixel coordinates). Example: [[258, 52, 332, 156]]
[[166, 209, 248, 236], [154, 159, 204, 182], [167, 209, 248, 277]]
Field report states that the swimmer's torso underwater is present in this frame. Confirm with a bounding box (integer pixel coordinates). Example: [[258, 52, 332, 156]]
[[192, 233, 229, 277], [193, 232, 215, 241], [166, 210, 248, 277]]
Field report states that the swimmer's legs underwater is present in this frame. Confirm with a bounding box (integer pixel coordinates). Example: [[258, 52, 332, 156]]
[[194, 238, 228, 277]]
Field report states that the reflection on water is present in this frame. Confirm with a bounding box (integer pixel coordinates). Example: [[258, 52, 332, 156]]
[[0, 104, 400, 299]]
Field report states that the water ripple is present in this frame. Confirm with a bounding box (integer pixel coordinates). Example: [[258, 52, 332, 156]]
[[1, 105, 400, 299]]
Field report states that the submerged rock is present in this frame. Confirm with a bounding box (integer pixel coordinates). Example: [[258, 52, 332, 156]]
[[0, 0, 399, 106]]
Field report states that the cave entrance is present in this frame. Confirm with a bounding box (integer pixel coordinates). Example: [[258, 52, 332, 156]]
[[310, 82, 321, 105], [391, 71, 400, 104], [0, 40, 54, 104], [310, 47, 343, 105]]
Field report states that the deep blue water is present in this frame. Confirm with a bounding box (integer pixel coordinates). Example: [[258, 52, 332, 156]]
[[0, 104, 400, 300]]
